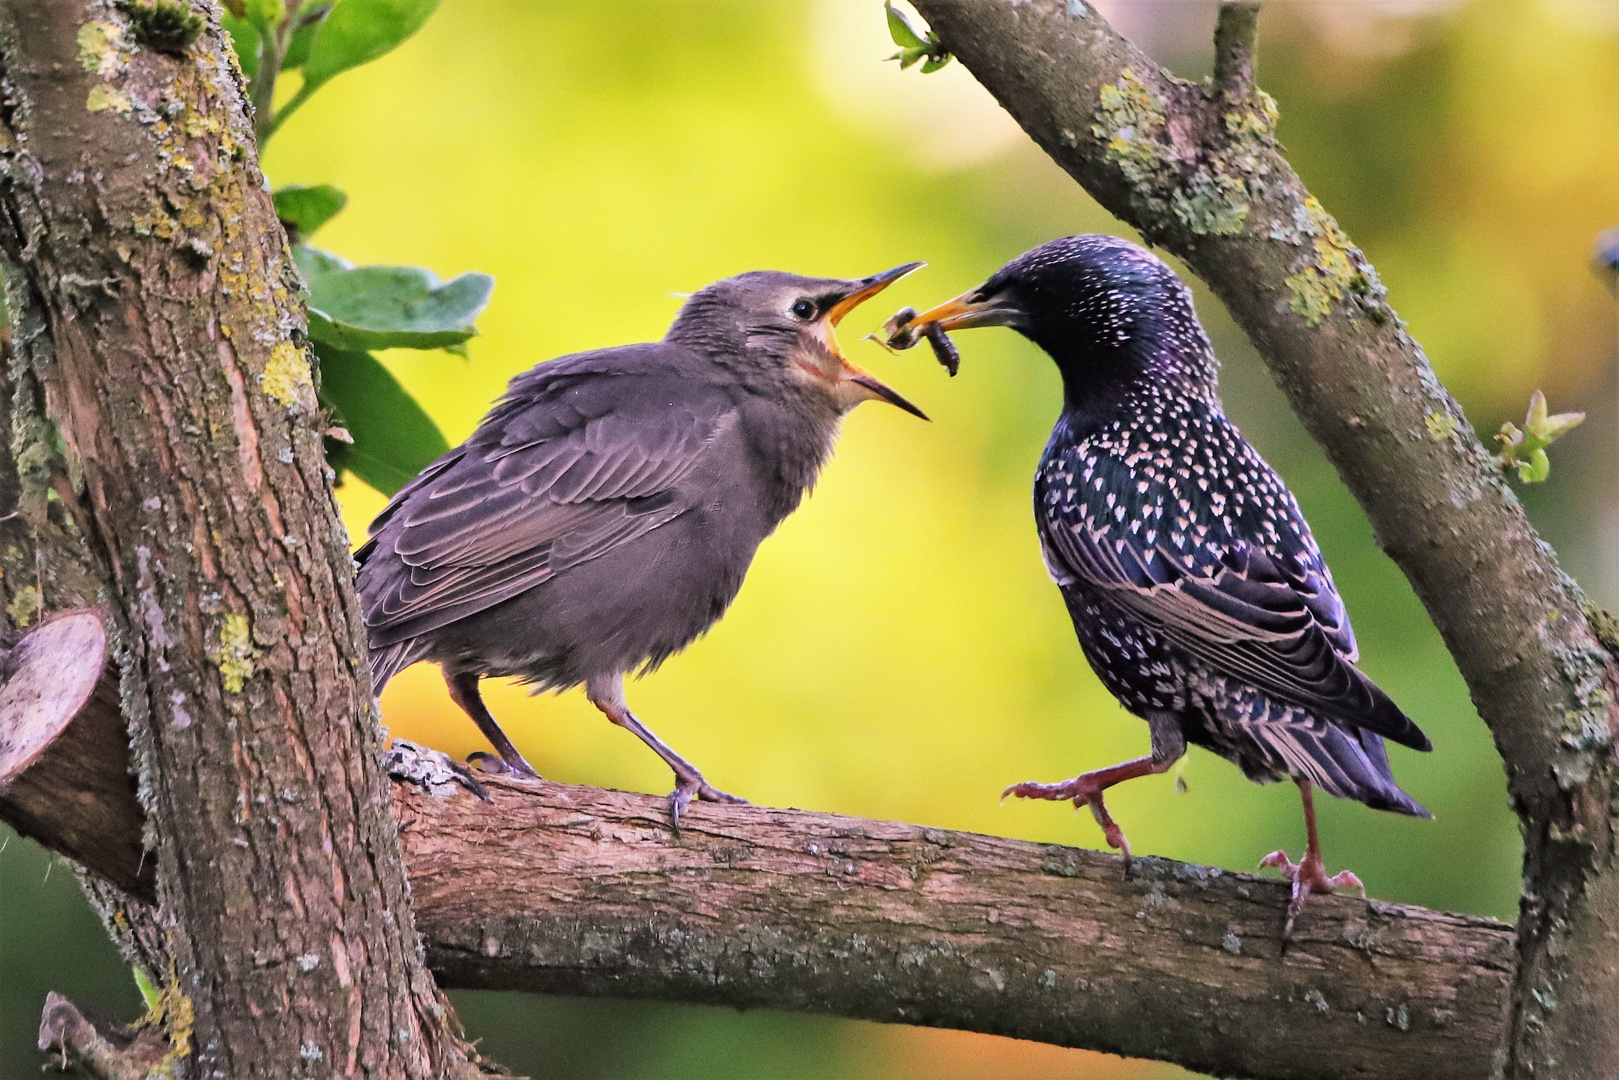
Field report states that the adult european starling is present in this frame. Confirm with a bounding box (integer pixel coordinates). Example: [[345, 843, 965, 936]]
[[358, 264, 925, 824], [889, 236, 1430, 931]]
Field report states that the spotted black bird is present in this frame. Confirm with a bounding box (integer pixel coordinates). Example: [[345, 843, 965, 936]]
[[357, 264, 926, 825], [889, 236, 1430, 932]]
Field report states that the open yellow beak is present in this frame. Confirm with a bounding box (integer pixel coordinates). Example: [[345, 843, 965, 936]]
[[827, 262, 925, 326], [823, 263, 930, 420]]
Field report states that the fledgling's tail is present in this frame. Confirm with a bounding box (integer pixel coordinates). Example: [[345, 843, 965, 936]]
[[367, 637, 429, 697]]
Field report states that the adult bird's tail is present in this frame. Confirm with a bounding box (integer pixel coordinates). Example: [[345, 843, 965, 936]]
[[1253, 719, 1431, 818]]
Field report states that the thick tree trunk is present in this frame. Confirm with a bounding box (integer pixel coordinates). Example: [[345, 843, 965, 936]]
[[904, 2, 1619, 1074], [0, 2, 479, 1076]]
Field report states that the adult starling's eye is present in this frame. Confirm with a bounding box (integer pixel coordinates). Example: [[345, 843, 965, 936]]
[[790, 299, 817, 321]]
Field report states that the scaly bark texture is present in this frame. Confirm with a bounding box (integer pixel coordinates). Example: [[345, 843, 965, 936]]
[[402, 765, 1513, 1080], [905, 2, 1619, 1074], [0, 714, 1521, 1080], [0, 2, 476, 1076]]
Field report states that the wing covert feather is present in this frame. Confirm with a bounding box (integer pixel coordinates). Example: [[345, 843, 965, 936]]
[[1037, 411, 1428, 751], [359, 348, 737, 646]]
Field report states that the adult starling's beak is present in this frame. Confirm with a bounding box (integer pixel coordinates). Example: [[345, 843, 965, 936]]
[[818, 263, 930, 420], [905, 285, 1021, 333]]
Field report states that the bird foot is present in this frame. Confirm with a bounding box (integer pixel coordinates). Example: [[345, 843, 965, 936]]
[[1003, 775, 1133, 871], [1259, 848, 1365, 939], [466, 751, 542, 781], [667, 770, 749, 830]]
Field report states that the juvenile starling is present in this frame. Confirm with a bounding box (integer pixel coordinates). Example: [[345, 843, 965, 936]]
[[358, 264, 925, 825], [890, 236, 1430, 932]]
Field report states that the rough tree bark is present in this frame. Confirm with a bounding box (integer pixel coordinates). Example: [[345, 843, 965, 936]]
[[0, 2, 482, 1077], [0, 1, 1608, 1078], [902, 1, 1619, 1075], [0, 715, 1519, 1080]]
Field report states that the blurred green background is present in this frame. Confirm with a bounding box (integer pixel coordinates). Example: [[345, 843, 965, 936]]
[[5, 0, 1618, 1075]]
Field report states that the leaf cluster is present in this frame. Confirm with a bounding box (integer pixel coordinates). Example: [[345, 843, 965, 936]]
[[219, 2, 495, 496], [1496, 390, 1583, 484], [884, 1, 951, 73], [223, 0, 440, 143]]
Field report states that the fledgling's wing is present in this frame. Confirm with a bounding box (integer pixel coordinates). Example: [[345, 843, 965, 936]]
[[357, 344, 737, 648], [1037, 409, 1430, 752]]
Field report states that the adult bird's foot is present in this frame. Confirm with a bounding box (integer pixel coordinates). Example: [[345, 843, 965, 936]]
[[666, 769, 749, 830], [1003, 775, 1133, 870], [466, 751, 542, 780], [1259, 848, 1365, 939]]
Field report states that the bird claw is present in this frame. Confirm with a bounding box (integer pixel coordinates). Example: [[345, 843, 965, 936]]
[[666, 772, 748, 830], [466, 751, 542, 781], [1259, 849, 1365, 939], [1004, 775, 1133, 872]]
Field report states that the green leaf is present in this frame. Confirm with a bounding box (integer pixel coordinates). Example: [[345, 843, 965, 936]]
[[300, 0, 440, 92], [243, 0, 284, 34], [132, 966, 161, 1013], [273, 184, 347, 239], [882, 2, 950, 74], [1495, 390, 1585, 484], [282, 3, 332, 69], [220, 13, 261, 79], [295, 246, 494, 351], [315, 344, 449, 495], [885, 0, 926, 50]]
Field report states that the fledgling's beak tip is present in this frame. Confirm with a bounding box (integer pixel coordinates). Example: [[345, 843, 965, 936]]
[[829, 260, 928, 325]]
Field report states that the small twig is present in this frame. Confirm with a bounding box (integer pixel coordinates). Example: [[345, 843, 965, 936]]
[[1213, 1, 1262, 102], [36, 993, 153, 1080]]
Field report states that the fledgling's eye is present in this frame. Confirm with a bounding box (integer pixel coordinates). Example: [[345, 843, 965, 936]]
[[790, 299, 817, 321]]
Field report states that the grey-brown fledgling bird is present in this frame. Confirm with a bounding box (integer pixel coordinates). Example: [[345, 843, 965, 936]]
[[357, 264, 925, 825], [889, 236, 1429, 934]]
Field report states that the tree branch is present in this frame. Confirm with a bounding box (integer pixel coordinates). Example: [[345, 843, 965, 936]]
[[36, 993, 167, 1080], [905, 3, 1619, 1074], [1212, 2, 1261, 103], [2, 686, 1516, 1080], [400, 758, 1512, 1080]]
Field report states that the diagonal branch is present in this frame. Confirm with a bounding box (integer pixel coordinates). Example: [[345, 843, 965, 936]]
[[904, 3, 1619, 1074]]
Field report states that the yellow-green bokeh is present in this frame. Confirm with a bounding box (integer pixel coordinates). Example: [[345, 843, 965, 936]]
[[4, 2, 1617, 1077]]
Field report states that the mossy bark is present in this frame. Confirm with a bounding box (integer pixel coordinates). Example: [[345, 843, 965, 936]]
[[907, 1, 1619, 1075], [0, 2, 478, 1076]]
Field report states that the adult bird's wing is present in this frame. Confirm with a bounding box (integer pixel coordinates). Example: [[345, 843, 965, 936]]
[[1038, 427, 1430, 752], [358, 346, 737, 648]]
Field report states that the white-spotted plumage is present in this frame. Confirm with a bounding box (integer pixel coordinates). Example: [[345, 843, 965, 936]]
[[974, 235, 1430, 816]]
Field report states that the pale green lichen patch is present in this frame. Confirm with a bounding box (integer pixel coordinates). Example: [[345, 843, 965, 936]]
[[1224, 90, 1279, 141], [86, 84, 134, 114], [6, 585, 40, 627], [212, 613, 259, 693], [1284, 196, 1369, 326], [1094, 69, 1173, 189], [261, 341, 315, 409], [1582, 603, 1619, 662], [1424, 411, 1460, 442], [1094, 69, 1270, 237], [137, 961, 195, 1078], [77, 20, 128, 75], [1171, 172, 1248, 236]]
